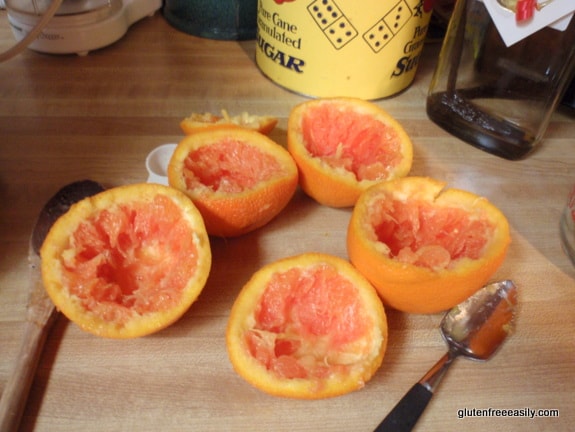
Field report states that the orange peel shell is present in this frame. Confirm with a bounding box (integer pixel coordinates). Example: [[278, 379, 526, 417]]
[[226, 253, 387, 399], [347, 177, 511, 314], [287, 97, 413, 208], [168, 127, 298, 237], [40, 183, 212, 338], [180, 110, 278, 135]]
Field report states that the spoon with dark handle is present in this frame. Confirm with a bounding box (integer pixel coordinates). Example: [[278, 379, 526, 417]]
[[373, 279, 518, 432], [0, 180, 105, 432]]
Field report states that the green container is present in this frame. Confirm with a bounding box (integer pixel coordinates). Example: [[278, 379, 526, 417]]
[[164, 0, 257, 40]]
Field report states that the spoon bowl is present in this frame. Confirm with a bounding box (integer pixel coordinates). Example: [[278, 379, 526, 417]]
[[374, 280, 518, 432], [441, 279, 517, 360]]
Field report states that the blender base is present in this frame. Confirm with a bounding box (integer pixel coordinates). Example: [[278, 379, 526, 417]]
[[7, 0, 162, 56]]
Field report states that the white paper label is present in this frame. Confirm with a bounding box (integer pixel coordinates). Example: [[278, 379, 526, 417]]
[[482, 0, 575, 46]]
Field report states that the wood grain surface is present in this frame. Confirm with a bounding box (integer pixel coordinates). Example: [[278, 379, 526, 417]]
[[1, 11, 574, 432]]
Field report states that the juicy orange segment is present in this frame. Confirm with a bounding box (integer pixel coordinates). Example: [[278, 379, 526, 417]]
[[287, 97, 413, 207], [168, 127, 298, 238], [40, 184, 212, 338], [180, 110, 278, 135], [347, 177, 511, 314], [226, 253, 387, 399]]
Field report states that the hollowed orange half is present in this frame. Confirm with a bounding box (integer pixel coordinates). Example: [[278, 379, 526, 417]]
[[168, 127, 298, 238], [226, 253, 387, 399], [287, 97, 413, 208], [180, 110, 278, 135], [40, 184, 212, 338], [347, 177, 511, 314]]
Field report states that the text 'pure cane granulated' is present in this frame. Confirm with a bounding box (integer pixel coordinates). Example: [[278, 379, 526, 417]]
[[256, 0, 434, 99]]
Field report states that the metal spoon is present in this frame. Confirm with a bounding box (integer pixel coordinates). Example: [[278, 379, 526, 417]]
[[0, 180, 105, 432], [374, 279, 518, 432]]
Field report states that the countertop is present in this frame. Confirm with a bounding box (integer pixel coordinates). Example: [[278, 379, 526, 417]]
[[1, 10, 574, 432]]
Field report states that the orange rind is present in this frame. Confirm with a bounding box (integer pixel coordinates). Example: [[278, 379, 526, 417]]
[[347, 177, 511, 314], [287, 97, 413, 207], [226, 253, 387, 399], [180, 110, 278, 135], [41, 183, 212, 338], [168, 127, 298, 237]]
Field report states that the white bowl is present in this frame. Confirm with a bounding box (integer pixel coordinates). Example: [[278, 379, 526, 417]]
[[145, 143, 177, 185]]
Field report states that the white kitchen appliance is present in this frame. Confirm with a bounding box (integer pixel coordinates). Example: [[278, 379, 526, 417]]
[[4, 0, 161, 56]]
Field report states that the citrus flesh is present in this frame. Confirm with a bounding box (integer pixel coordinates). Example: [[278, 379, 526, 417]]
[[168, 127, 298, 237], [40, 184, 212, 338], [347, 177, 511, 314], [180, 110, 278, 135], [226, 253, 387, 399], [288, 98, 413, 207]]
